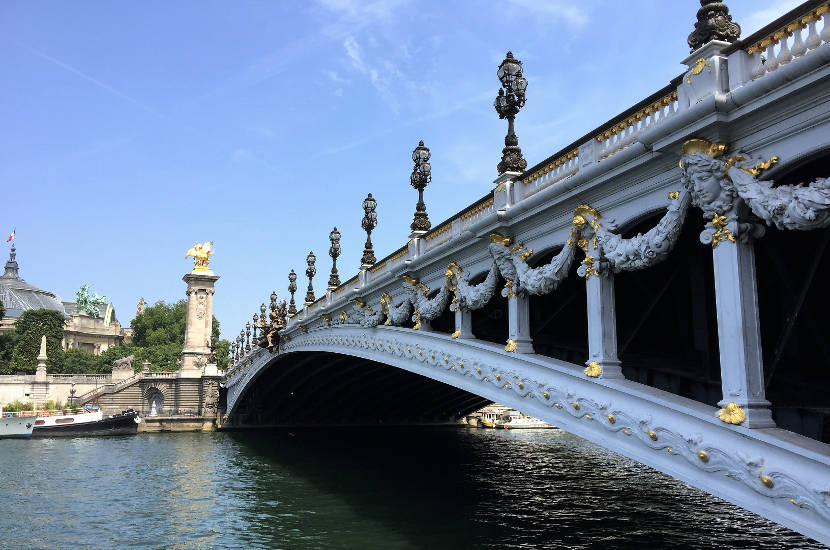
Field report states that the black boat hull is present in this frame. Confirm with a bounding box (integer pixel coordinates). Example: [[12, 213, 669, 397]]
[[32, 412, 139, 437]]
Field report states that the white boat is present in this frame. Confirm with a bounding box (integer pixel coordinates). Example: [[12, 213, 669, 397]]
[[495, 411, 555, 429], [0, 408, 35, 439]]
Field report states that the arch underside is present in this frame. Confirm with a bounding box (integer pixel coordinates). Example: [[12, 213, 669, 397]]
[[230, 350, 491, 427]]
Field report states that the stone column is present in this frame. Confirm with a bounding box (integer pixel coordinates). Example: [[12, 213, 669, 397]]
[[453, 307, 474, 339], [711, 238, 775, 427], [507, 290, 534, 354], [585, 272, 623, 379], [181, 271, 220, 378]]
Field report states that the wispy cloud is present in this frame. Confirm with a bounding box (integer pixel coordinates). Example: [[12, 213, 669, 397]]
[[16, 41, 164, 118], [232, 148, 280, 173], [505, 0, 589, 28], [741, 0, 802, 36], [343, 35, 399, 109]]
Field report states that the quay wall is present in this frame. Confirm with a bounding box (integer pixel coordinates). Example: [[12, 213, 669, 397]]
[[0, 374, 111, 407]]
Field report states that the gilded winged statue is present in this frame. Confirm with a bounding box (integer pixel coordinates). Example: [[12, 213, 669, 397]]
[[185, 241, 214, 271]]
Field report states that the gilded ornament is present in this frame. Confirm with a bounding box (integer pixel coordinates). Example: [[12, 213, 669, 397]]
[[185, 241, 215, 273], [679, 138, 727, 167], [710, 214, 736, 248], [543, 392, 549, 400], [519, 248, 533, 261], [495, 373, 501, 381], [517, 381, 523, 389], [585, 414, 592, 420], [451, 330, 460, 339], [458, 361, 464, 368], [690, 57, 706, 75], [504, 339, 517, 352], [697, 450, 710, 463], [622, 428, 630, 435], [572, 204, 599, 230], [402, 274, 419, 285], [648, 430, 658, 441], [668, 191, 679, 200], [554, 402, 561, 408], [476, 368, 481, 374], [571, 401, 580, 410], [606, 414, 615, 424], [490, 232, 513, 246], [504, 279, 517, 299], [717, 402, 746, 425], [760, 472, 774, 489], [667, 447, 673, 453], [584, 361, 602, 378]]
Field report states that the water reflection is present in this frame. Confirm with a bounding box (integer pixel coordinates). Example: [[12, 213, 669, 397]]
[[0, 429, 822, 549]]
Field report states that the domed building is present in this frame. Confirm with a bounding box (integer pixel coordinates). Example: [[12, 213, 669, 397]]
[[0, 245, 130, 354]]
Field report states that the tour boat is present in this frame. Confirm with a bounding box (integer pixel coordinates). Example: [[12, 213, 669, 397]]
[[0, 409, 35, 439], [32, 408, 141, 437], [495, 412, 555, 430]]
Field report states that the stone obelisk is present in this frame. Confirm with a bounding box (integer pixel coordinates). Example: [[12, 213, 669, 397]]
[[181, 241, 219, 378]]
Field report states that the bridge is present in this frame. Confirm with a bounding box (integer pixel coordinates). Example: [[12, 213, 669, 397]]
[[222, 1, 830, 544]]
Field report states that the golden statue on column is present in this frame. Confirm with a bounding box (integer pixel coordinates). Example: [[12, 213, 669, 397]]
[[185, 241, 214, 274]]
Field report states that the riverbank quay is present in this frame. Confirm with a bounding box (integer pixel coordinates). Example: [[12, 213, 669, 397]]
[[139, 415, 217, 432]]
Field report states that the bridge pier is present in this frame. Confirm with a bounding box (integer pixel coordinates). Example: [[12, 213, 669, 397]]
[[712, 232, 775, 428], [507, 292, 534, 353], [585, 272, 623, 379]]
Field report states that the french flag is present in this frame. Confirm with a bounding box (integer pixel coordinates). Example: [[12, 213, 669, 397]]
[[6, 229, 14, 242]]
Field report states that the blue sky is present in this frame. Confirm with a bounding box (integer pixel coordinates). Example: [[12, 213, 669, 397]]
[[0, 0, 800, 339]]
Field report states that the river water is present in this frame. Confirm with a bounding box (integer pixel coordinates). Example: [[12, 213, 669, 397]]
[[0, 428, 822, 549]]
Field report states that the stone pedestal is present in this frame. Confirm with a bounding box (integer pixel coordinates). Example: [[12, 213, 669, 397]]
[[453, 308, 474, 339], [181, 271, 220, 378]]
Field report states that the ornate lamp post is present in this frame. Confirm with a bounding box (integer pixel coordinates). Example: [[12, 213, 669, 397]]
[[328, 227, 341, 289], [260, 302, 267, 327], [251, 313, 259, 345], [361, 193, 378, 268], [305, 251, 317, 305], [288, 270, 298, 315], [494, 52, 528, 174], [410, 140, 432, 233]]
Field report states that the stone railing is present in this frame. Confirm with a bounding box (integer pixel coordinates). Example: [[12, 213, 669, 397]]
[[521, 149, 578, 197], [48, 374, 111, 383], [595, 90, 678, 161], [423, 223, 452, 252], [460, 197, 495, 232], [743, 2, 829, 80]]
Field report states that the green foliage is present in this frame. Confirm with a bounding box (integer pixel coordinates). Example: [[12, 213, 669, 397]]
[[215, 339, 231, 371], [130, 300, 188, 347], [100, 342, 182, 372], [11, 309, 65, 373], [63, 348, 107, 374], [2, 400, 32, 412], [0, 332, 18, 375], [0, 300, 5, 321]]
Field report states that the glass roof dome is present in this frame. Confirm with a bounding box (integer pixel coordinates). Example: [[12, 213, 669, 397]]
[[0, 245, 67, 319]]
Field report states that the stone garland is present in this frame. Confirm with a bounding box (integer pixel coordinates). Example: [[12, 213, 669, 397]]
[[279, 330, 830, 522]]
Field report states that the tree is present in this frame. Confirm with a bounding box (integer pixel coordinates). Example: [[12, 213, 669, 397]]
[[64, 348, 106, 374], [10, 309, 66, 373], [215, 338, 231, 371], [100, 300, 223, 372]]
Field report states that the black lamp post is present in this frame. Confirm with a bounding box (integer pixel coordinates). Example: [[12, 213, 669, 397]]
[[494, 52, 528, 174], [361, 193, 378, 267], [410, 141, 432, 233], [288, 270, 298, 315], [328, 227, 341, 289], [305, 251, 317, 305]]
